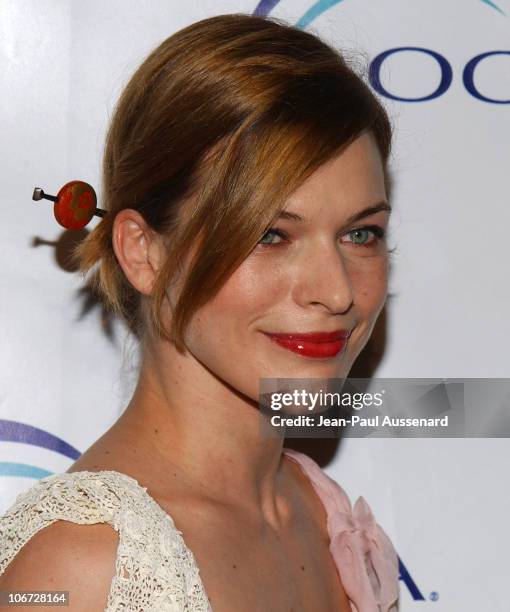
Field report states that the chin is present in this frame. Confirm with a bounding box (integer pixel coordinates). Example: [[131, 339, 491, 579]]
[[274, 358, 351, 380]]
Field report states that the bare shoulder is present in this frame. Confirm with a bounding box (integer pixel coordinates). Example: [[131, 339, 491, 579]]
[[0, 519, 119, 611]]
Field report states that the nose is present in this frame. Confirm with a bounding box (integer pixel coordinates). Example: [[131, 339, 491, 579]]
[[293, 242, 354, 315]]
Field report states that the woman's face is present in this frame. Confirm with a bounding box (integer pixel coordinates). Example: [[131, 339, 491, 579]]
[[175, 131, 391, 401]]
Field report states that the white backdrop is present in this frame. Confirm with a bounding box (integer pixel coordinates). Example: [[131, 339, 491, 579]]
[[1, 1, 509, 610]]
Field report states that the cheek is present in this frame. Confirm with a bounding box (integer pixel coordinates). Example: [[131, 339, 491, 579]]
[[181, 256, 293, 397], [349, 256, 388, 309], [184, 255, 289, 349], [340, 257, 388, 365], [218, 254, 291, 310]]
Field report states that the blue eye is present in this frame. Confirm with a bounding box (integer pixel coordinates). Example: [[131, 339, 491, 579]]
[[256, 225, 387, 248], [257, 228, 288, 245], [345, 225, 386, 246]]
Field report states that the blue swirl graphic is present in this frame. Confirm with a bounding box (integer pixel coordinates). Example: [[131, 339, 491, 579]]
[[481, 0, 506, 14], [295, 0, 348, 28], [0, 419, 81, 479], [253, 0, 506, 23], [0, 462, 53, 479]]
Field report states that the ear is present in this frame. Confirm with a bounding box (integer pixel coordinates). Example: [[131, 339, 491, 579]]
[[111, 209, 164, 296]]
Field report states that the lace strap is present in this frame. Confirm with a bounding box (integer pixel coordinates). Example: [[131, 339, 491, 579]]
[[0, 471, 212, 611], [0, 472, 123, 573]]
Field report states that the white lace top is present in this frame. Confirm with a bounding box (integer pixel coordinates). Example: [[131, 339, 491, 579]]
[[0, 448, 400, 611]]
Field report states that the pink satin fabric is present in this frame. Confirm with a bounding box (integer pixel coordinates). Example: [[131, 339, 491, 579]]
[[282, 447, 399, 612]]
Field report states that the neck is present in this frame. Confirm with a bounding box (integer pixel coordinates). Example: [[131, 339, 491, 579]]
[[115, 338, 289, 522]]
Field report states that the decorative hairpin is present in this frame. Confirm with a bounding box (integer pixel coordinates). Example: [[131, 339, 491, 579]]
[[32, 180, 106, 230]]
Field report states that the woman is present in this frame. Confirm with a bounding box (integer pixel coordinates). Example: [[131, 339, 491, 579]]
[[0, 13, 399, 611]]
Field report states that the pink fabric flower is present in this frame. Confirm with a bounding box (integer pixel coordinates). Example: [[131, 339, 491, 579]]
[[283, 447, 399, 612]]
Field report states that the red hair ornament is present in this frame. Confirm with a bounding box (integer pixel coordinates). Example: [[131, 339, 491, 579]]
[[32, 181, 106, 229]]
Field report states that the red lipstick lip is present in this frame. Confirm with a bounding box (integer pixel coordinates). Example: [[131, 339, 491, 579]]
[[261, 330, 351, 359], [262, 329, 351, 343]]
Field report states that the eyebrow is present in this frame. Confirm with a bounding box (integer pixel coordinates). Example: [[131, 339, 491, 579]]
[[277, 201, 392, 225]]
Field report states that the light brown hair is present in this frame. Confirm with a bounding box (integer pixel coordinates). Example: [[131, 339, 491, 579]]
[[73, 12, 393, 353]]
